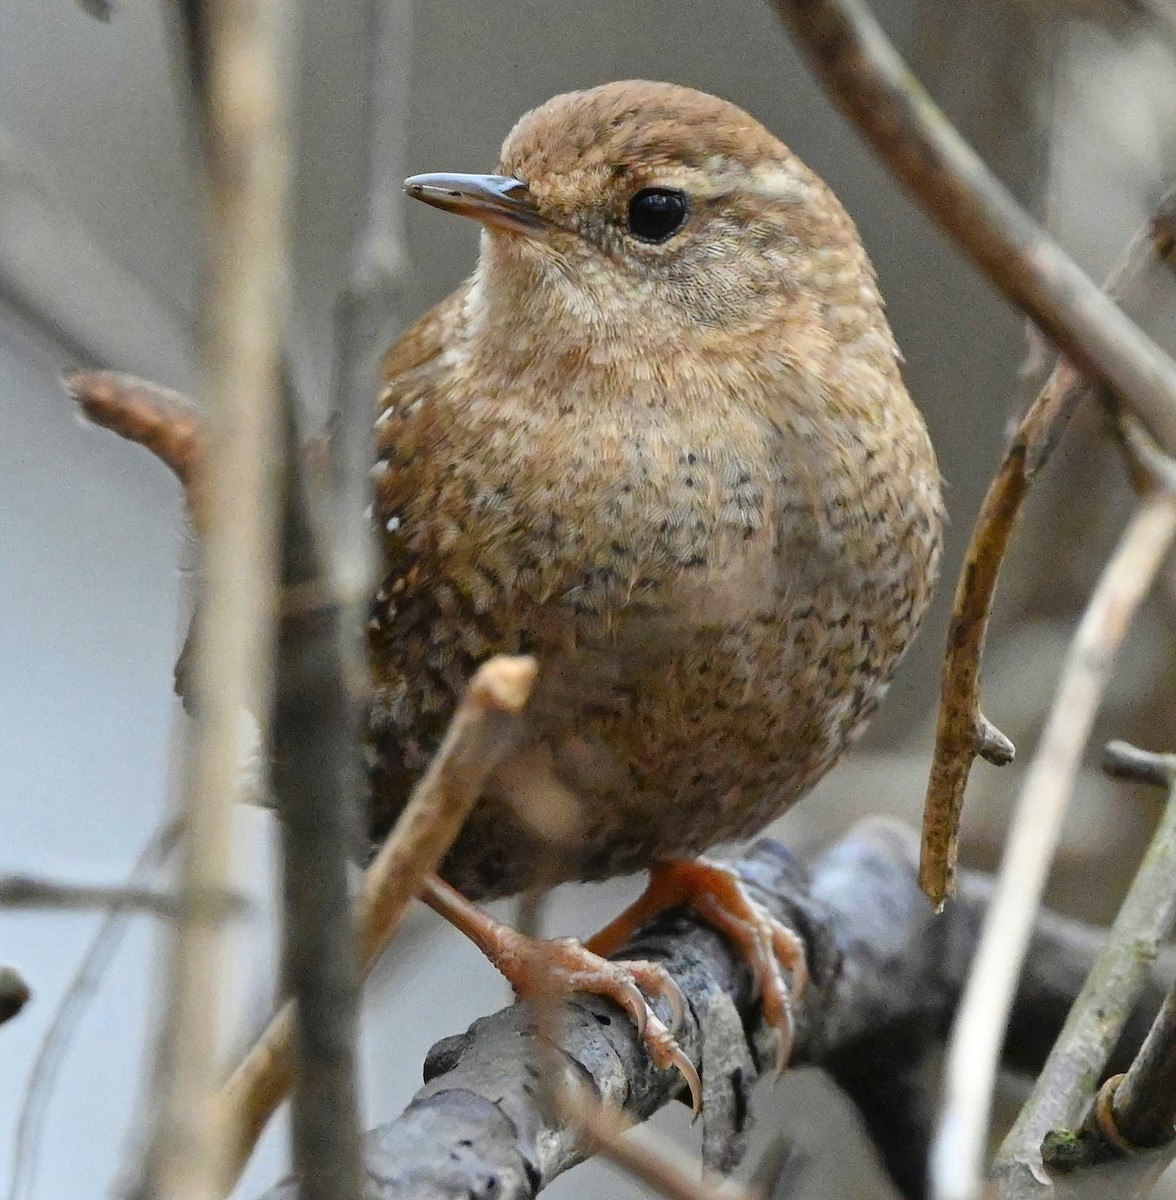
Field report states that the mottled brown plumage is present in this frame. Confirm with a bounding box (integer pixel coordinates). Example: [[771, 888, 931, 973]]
[[367, 80, 943, 905]]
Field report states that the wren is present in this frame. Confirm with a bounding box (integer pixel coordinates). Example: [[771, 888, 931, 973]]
[[367, 80, 943, 1088]]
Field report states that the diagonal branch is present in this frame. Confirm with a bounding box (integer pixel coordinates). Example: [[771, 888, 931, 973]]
[[764, 0, 1176, 903], [218, 654, 538, 1192], [995, 752, 1176, 1197]]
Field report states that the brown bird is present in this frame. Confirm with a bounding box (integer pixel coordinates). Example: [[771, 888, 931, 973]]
[[369, 80, 943, 1102]]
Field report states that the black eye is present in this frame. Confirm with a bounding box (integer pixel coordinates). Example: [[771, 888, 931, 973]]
[[626, 188, 690, 243]]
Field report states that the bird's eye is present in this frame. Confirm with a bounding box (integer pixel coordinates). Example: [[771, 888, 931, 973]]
[[626, 188, 690, 244]]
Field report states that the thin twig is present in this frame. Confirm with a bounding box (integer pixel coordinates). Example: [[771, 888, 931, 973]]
[[6, 821, 179, 1200], [0, 877, 240, 919], [766, 0, 1176, 902], [993, 769, 1176, 1195], [329, 0, 414, 602], [141, 0, 290, 1196], [1095, 984, 1176, 1150], [63, 369, 370, 1199], [931, 492, 1176, 1200], [218, 655, 538, 1192], [921, 191, 1176, 905], [1102, 740, 1176, 789], [765, 0, 1176, 448], [270, 397, 366, 1200], [1041, 977, 1176, 1187], [64, 370, 207, 529], [561, 1092, 751, 1200], [268, 4, 416, 1189]]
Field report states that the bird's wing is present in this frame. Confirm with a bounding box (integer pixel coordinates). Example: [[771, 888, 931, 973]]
[[367, 283, 473, 838], [380, 281, 468, 391]]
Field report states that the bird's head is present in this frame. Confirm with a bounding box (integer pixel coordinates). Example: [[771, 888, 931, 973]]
[[405, 80, 874, 347]]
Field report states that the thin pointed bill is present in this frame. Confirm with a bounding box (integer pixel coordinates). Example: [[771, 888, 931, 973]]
[[403, 172, 543, 234]]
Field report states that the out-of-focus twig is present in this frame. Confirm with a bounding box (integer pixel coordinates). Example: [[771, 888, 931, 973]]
[[266, 3, 417, 1188], [0, 126, 196, 385], [271, 397, 366, 1200], [7, 821, 179, 1200], [1102, 739, 1176, 789], [1064, 0, 1176, 52], [75, 0, 113, 22], [1095, 987, 1176, 1153], [765, 0, 1176, 904], [1040, 980, 1176, 1193], [993, 761, 1176, 1196], [559, 1090, 752, 1200], [140, 0, 290, 1197], [62, 364, 391, 1198], [932, 491, 1176, 1200], [65, 370, 207, 529], [329, 0, 414, 602], [0, 967, 30, 1026], [0, 876, 239, 919], [913, 0, 1058, 215], [218, 655, 537, 1192]]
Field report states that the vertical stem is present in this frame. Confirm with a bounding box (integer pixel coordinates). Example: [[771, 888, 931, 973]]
[[147, 0, 289, 1196], [273, 410, 366, 1200]]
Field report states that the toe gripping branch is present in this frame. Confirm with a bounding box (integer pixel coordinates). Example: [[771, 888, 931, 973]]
[[412, 840, 834, 1193], [258, 822, 987, 1200]]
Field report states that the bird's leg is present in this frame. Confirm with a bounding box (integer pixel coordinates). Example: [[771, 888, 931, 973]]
[[420, 874, 702, 1114], [585, 857, 807, 1073]]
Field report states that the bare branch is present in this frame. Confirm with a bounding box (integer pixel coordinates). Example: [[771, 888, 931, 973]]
[[267, 3, 418, 1187], [1094, 989, 1176, 1154], [218, 655, 538, 1192], [933, 492, 1176, 1200], [764, 0, 1176, 451], [272, 422, 368, 1200], [1039, 981, 1176, 1196], [139, 0, 291, 1196], [250, 820, 1176, 1200]]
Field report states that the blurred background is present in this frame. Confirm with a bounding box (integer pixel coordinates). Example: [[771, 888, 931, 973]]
[[2, 2, 1175, 1198]]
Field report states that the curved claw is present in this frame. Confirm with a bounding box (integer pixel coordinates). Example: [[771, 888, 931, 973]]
[[608, 974, 650, 1042], [643, 1013, 703, 1119], [625, 960, 687, 1037]]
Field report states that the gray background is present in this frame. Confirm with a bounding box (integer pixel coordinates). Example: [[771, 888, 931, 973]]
[[2, 3, 1176, 1198]]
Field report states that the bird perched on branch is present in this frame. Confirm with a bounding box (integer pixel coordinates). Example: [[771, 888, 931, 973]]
[[369, 80, 943, 1105]]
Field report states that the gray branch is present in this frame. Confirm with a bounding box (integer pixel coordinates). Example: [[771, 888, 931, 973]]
[[256, 819, 1173, 1200]]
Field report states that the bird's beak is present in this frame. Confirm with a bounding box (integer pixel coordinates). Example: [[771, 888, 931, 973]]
[[403, 172, 543, 235]]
